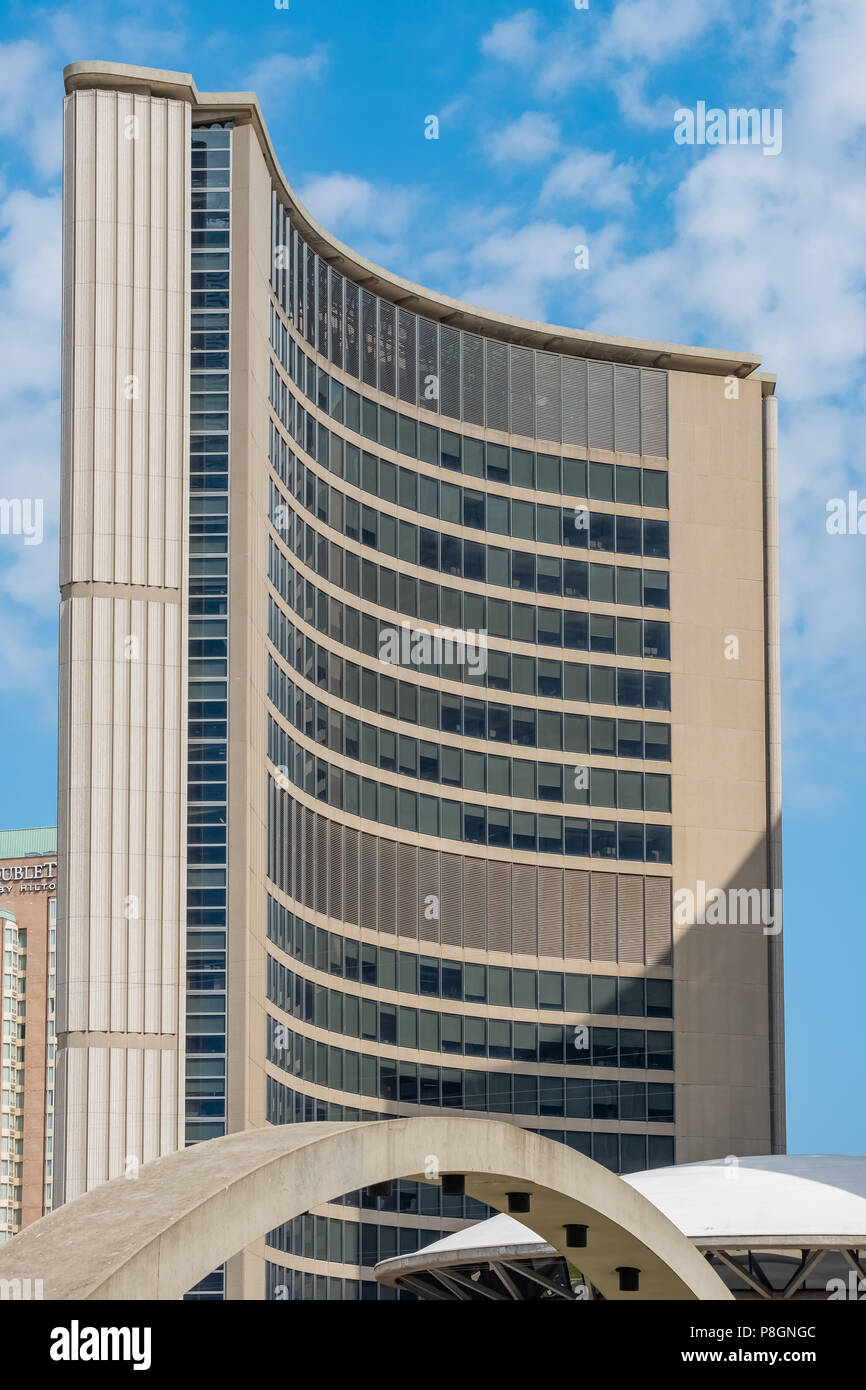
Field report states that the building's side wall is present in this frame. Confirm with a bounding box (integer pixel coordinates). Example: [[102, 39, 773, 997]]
[[0, 851, 57, 1235], [223, 122, 275, 1300], [668, 371, 775, 1160], [56, 87, 190, 1200]]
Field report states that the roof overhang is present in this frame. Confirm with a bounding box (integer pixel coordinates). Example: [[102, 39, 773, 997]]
[[64, 61, 767, 381]]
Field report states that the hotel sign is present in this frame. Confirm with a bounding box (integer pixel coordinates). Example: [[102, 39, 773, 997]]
[[0, 861, 58, 896]]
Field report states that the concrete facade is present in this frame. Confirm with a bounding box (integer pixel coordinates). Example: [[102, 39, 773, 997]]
[[56, 61, 783, 1300], [0, 829, 58, 1238], [56, 81, 189, 1201]]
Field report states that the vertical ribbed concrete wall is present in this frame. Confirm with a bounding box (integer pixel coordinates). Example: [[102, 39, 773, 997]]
[[56, 86, 190, 1200]]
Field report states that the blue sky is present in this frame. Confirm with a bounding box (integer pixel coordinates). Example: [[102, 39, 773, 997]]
[[0, 0, 864, 1155]]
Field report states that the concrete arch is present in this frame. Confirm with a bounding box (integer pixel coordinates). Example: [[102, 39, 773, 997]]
[[0, 1119, 731, 1300]]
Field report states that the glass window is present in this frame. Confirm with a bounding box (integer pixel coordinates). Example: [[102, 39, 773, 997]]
[[539, 972, 563, 1009], [615, 465, 641, 504], [619, 1028, 645, 1069], [488, 966, 511, 1007], [465, 1016, 486, 1057], [645, 823, 672, 863], [618, 821, 644, 861], [380, 406, 397, 450], [616, 565, 641, 607], [464, 964, 486, 1003], [418, 422, 438, 465], [589, 665, 615, 706], [399, 952, 418, 993], [643, 519, 669, 559], [590, 614, 615, 653], [617, 667, 643, 708], [618, 720, 643, 759], [616, 515, 642, 555], [538, 763, 562, 801], [440, 482, 461, 524], [539, 1024, 565, 1064], [537, 505, 560, 544], [513, 708, 536, 747], [618, 977, 644, 1017], [617, 770, 643, 810], [513, 971, 536, 1009], [537, 555, 561, 595], [565, 1079, 591, 1119], [398, 415, 417, 457], [463, 489, 485, 529], [565, 973, 590, 1013], [647, 1031, 674, 1070], [512, 605, 535, 644], [589, 461, 614, 501], [562, 457, 587, 497], [513, 1021, 536, 1061], [590, 564, 614, 603], [419, 958, 439, 995], [645, 773, 671, 812], [487, 443, 509, 484], [441, 1014, 462, 1053], [590, 767, 616, 808], [643, 469, 668, 508], [646, 978, 673, 1017], [538, 662, 562, 701], [463, 437, 484, 476], [511, 655, 534, 695], [442, 962, 462, 1000], [591, 976, 617, 1014], [418, 1013, 437, 1053], [644, 671, 670, 710], [537, 453, 560, 492], [488, 1020, 511, 1060], [564, 816, 589, 856], [643, 570, 669, 609], [591, 716, 615, 755], [441, 431, 461, 471], [648, 1083, 674, 1123]]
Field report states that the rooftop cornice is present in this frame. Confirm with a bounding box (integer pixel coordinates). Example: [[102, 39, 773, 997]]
[[64, 61, 766, 381]]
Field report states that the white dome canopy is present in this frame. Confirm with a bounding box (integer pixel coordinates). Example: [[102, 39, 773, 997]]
[[391, 1156, 866, 1269], [625, 1154, 866, 1247]]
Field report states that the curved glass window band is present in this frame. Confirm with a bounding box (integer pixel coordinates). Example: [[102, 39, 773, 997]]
[[268, 763, 674, 864], [266, 1017, 675, 1121]]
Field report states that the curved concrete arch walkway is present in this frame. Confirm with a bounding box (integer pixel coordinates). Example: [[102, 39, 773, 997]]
[[0, 1118, 731, 1300]]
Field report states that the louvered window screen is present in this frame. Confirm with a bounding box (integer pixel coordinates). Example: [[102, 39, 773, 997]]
[[271, 215, 669, 454]]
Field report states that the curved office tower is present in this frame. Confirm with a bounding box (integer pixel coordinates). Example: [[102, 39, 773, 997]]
[[56, 62, 783, 1299]]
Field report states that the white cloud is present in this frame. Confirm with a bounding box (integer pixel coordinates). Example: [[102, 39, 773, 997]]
[[484, 112, 560, 166], [0, 190, 62, 401], [244, 46, 328, 106], [455, 219, 621, 322], [480, 10, 541, 67], [297, 172, 419, 249], [611, 71, 681, 129], [478, 0, 736, 128], [0, 39, 61, 178], [595, 0, 729, 67], [541, 150, 637, 211]]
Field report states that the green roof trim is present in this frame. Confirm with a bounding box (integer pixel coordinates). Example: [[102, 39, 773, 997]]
[[0, 827, 57, 859]]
